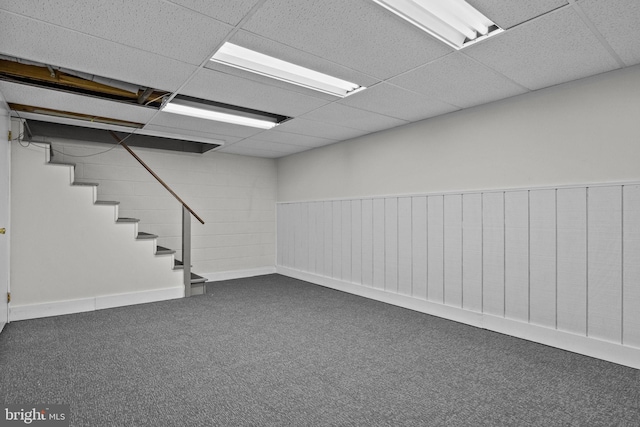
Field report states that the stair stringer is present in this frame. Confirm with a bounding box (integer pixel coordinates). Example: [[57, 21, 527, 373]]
[[9, 143, 184, 321]]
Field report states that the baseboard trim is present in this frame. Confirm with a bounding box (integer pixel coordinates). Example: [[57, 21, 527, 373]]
[[277, 266, 640, 370], [203, 266, 276, 282], [9, 286, 184, 321]]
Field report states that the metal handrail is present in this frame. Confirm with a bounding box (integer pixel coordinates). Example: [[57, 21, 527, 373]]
[[108, 131, 205, 224], [108, 130, 203, 297]]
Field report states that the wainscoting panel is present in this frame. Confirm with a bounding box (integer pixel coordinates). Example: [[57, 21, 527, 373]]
[[444, 195, 463, 308], [504, 190, 529, 323], [428, 195, 444, 303], [373, 199, 385, 290], [623, 185, 640, 348], [385, 198, 399, 293], [341, 201, 352, 283], [277, 183, 640, 368], [295, 203, 308, 273], [556, 188, 587, 336], [323, 201, 333, 278], [411, 197, 428, 300], [361, 199, 373, 287], [462, 194, 483, 312], [308, 202, 319, 275], [587, 186, 622, 344], [529, 189, 557, 329], [482, 192, 505, 317], [331, 201, 342, 280], [351, 200, 363, 286], [398, 198, 413, 297]]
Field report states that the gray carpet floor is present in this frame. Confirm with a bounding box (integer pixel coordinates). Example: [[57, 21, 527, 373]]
[[0, 274, 638, 426]]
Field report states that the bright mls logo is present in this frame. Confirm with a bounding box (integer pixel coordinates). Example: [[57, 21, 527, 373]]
[[1, 405, 69, 426]]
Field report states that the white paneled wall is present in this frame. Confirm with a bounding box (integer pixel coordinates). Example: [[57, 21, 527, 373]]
[[277, 184, 640, 367]]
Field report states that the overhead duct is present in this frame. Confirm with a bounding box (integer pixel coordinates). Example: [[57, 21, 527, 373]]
[[0, 56, 168, 107]]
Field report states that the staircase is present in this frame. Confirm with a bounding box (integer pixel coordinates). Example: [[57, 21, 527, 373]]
[[9, 140, 212, 322], [53, 158, 208, 295]]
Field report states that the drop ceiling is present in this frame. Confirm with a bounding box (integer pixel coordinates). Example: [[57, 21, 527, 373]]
[[0, 0, 638, 158]]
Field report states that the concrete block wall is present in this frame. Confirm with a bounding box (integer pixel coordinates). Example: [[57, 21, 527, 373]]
[[10, 142, 184, 320], [48, 138, 277, 278]]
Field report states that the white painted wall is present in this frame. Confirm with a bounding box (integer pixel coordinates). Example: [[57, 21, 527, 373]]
[[10, 141, 184, 319], [277, 65, 640, 201], [47, 139, 277, 279], [275, 65, 640, 368], [0, 91, 10, 330]]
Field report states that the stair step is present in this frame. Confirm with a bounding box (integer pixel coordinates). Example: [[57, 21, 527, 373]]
[[49, 162, 76, 168], [173, 260, 195, 270], [95, 200, 120, 206], [117, 217, 140, 223], [191, 273, 207, 284], [156, 245, 176, 255], [136, 232, 157, 240], [72, 181, 99, 187]]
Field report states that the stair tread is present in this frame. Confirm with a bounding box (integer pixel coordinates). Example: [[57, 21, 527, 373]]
[[156, 245, 176, 255], [49, 162, 76, 168], [137, 232, 157, 239], [72, 181, 99, 186], [117, 217, 140, 223], [95, 200, 120, 205], [191, 273, 207, 284]]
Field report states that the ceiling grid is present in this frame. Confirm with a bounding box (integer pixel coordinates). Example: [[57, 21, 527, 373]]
[[0, 0, 638, 157]]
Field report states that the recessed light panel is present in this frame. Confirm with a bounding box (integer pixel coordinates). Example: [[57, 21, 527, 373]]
[[372, 0, 503, 50], [162, 95, 290, 130], [210, 43, 365, 98]]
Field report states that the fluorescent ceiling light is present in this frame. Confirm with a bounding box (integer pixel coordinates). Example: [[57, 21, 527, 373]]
[[210, 43, 365, 98], [162, 96, 288, 130], [371, 0, 503, 50], [163, 102, 276, 129]]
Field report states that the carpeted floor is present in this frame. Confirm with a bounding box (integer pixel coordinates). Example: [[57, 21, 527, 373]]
[[1, 274, 638, 426]]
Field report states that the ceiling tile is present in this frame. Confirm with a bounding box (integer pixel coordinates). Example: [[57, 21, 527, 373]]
[[1, 1, 232, 65], [167, 0, 262, 26], [226, 138, 309, 154], [250, 130, 337, 147], [339, 82, 460, 121], [216, 145, 285, 158], [299, 103, 408, 132], [181, 68, 332, 117], [274, 118, 368, 141], [388, 53, 528, 109], [148, 111, 265, 139], [464, 7, 620, 90], [241, 0, 452, 80], [0, 11, 198, 91], [578, 0, 640, 66], [0, 81, 156, 123], [466, 0, 568, 29]]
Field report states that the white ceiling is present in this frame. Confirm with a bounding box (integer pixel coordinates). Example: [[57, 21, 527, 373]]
[[0, 0, 638, 158]]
